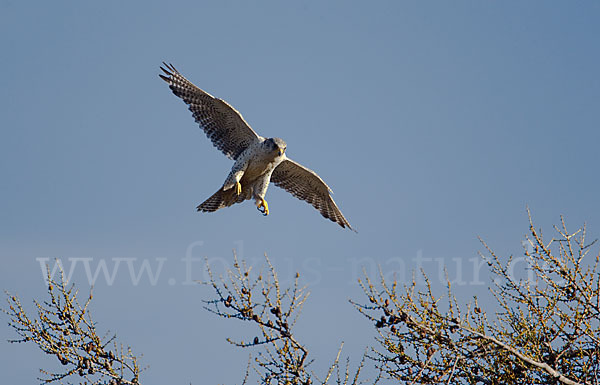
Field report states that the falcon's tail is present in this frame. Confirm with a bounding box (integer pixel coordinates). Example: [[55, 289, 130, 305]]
[[196, 186, 250, 212]]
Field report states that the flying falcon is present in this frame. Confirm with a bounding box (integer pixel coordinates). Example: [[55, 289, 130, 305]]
[[159, 63, 354, 230]]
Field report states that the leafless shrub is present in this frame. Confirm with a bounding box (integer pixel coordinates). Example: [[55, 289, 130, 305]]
[[351, 211, 600, 385], [8, 213, 599, 385], [203, 254, 378, 385], [4, 266, 142, 385]]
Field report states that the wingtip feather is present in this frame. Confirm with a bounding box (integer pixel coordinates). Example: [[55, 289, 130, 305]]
[[159, 62, 178, 79]]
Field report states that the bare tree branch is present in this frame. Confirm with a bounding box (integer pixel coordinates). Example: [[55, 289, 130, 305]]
[[352, 212, 600, 384], [4, 263, 142, 385]]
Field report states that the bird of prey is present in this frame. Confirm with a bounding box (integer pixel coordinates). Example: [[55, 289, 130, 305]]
[[159, 63, 353, 230]]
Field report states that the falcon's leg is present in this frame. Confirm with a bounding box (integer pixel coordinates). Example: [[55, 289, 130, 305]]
[[223, 157, 249, 195], [253, 174, 272, 216], [256, 198, 269, 216]]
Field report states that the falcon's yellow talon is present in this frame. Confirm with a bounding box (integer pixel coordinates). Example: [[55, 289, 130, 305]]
[[257, 198, 269, 216], [235, 182, 242, 196]]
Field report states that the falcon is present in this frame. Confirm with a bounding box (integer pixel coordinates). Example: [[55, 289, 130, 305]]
[[159, 63, 354, 230]]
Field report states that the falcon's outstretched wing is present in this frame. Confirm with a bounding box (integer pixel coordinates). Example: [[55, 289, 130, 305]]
[[159, 63, 262, 160], [272, 159, 354, 231]]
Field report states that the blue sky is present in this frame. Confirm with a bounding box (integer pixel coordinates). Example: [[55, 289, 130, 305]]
[[1, 1, 599, 384]]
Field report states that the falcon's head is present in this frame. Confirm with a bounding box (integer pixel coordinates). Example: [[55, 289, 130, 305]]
[[265, 137, 287, 157]]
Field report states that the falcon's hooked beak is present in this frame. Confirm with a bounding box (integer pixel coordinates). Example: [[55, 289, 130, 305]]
[[278, 147, 286, 156]]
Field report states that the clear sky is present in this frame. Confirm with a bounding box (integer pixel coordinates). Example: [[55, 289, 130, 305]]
[[1, 1, 599, 384]]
